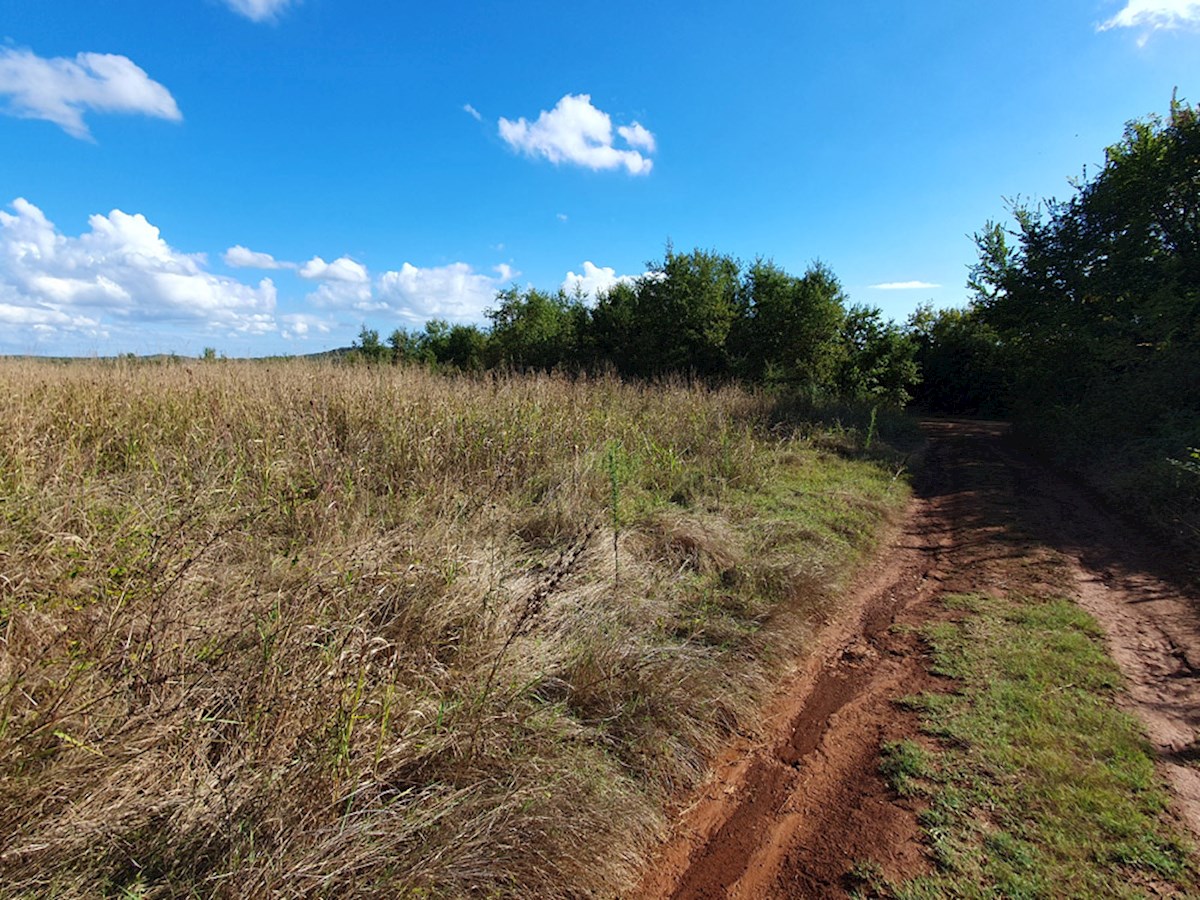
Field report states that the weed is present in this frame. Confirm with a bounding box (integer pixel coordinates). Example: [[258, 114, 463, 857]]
[[880, 739, 932, 797], [865, 405, 879, 451], [0, 358, 909, 898], [847, 858, 889, 898], [606, 439, 626, 589]]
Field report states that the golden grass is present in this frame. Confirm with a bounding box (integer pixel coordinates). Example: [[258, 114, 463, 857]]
[[0, 358, 908, 898]]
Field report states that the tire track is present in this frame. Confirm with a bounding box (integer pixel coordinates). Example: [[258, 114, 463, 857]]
[[634, 420, 1200, 898]]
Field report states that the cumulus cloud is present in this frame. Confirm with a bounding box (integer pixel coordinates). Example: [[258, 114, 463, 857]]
[[280, 312, 333, 340], [499, 94, 655, 175], [617, 122, 657, 153], [372, 262, 515, 321], [0, 198, 277, 345], [1099, 0, 1200, 30], [0, 297, 101, 335], [223, 0, 297, 22], [297, 256, 516, 324], [224, 245, 293, 269], [868, 280, 941, 291], [561, 261, 640, 299], [0, 48, 181, 140], [299, 255, 369, 283], [463, 103, 482, 121], [304, 279, 374, 313]]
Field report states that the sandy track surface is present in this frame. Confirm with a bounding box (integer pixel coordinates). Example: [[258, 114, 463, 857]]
[[634, 420, 1200, 899]]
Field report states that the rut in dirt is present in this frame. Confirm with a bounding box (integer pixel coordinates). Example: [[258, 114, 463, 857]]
[[634, 419, 1200, 900]]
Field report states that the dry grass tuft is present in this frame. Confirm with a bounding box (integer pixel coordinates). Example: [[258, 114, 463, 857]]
[[0, 359, 908, 897]]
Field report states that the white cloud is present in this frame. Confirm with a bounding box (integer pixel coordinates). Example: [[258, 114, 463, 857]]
[[0, 199, 536, 352], [561, 261, 639, 299], [0, 48, 181, 140], [498, 94, 655, 175], [224, 245, 293, 269], [617, 122, 656, 153], [868, 280, 942, 291], [463, 103, 482, 121], [0, 198, 277, 344], [299, 255, 369, 283], [293, 251, 515, 323], [556, 213, 569, 222], [304, 279, 375, 311], [0, 297, 101, 332], [280, 312, 333, 340], [372, 262, 514, 321], [1100, 0, 1200, 30], [223, 0, 297, 22]]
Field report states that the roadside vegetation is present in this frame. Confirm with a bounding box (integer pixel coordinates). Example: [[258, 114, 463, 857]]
[[0, 359, 911, 897], [865, 593, 1197, 899], [908, 96, 1200, 551]]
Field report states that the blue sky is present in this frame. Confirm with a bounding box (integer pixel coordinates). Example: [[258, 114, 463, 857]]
[[1, 0, 1197, 357]]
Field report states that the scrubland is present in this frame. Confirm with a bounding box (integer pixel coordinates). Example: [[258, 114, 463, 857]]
[[0, 359, 909, 897]]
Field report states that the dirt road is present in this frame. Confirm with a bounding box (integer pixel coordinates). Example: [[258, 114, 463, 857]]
[[634, 419, 1200, 899]]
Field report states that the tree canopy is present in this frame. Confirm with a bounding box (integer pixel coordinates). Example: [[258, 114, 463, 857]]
[[914, 97, 1200, 542], [966, 97, 1199, 425]]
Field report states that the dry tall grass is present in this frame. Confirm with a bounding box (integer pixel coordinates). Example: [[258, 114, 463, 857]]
[[0, 359, 908, 898]]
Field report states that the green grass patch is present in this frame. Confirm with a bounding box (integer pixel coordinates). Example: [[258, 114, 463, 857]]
[[881, 739, 935, 798], [888, 593, 1196, 899]]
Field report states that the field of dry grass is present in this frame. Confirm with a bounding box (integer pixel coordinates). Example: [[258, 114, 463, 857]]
[[0, 359, 910, 898]]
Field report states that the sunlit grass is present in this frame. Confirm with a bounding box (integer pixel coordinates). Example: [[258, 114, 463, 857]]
[[0, 358, 908, 898], [883, 594, 1197, 900]]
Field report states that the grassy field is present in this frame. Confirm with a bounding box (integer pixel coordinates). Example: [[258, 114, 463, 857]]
[[869, 593, 1197, 899], [0, 359, 910, 898]]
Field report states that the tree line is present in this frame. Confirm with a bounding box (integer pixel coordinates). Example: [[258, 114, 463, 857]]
[[912, 97, 1199, 540], [351, 250, 920, 406]]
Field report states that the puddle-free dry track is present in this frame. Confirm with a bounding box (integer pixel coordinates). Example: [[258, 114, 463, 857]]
[[634, 420, 1200, 899]]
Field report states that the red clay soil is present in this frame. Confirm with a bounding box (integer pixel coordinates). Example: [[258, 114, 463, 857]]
[[632, 419, 1200, 899]]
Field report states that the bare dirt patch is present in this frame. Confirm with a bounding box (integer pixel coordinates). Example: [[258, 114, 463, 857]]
[[634, 419, 1200, 898]]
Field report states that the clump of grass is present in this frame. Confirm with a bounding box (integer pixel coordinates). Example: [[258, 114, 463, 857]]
[[887, 593, 1197, 899], [880, 739, 933, 798], [0, 359, 907, 898]]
